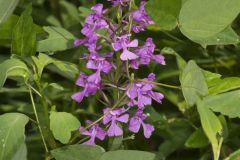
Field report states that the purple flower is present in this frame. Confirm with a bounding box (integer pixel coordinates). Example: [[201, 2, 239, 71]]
[[112, 34, 139, 61], [85, 52, 113, 74], [131, 2, 154, 33], [107, 0, 129, 6], [80, 120, 106, 145], [71, 72, 101, 103], [129, 109, 154, 138], [130, 38, 166, 69], [74, 24, 98, 52], [127, 73, 164, 108], [103, 107, 129, 137], [85, 4, 108, 29]]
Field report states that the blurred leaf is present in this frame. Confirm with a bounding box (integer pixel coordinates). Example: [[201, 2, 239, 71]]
[[197, 99, 223, 160], [179, 0, 240, 44], [99, 150, 156, 160], [108, 136, 123, 151], [12, 5, 36, 57], [50, 111, 80, 144], [161, 47, 186, 70], [60, 1, 80, 27], [0, 58, 29, 89], [48, 83, 64, 91], [185, 128, 209, 148], [0, 0, 19, 24], [180, 60, 208, 106], [225, 149, 240, 160], [192, 27, 240, 48], [0, 113, 29, 160], [146, 0, 181, 30], [37, 26, 75, 52], [203, 90, 240, 118], [203, 70, 222, 87], [51, 144, 105, 160], [78, 6, 91, 25], [12, 142, 27, 160]]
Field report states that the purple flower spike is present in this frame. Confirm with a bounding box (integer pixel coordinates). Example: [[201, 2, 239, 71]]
[[107, 0, 129, 6], [112, 34, 139, 61], [131, 2, 154, 33], [127, 73, 164, 108], [130, 38, 166, 69], [71, 72, 101, 103], [80, 120, 106, 145], [103, 107, 129, 137], [129, 109, 154, 138]]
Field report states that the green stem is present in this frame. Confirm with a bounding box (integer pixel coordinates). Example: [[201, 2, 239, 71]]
[[139, 79, 181, 90], [28, 86, 49, 153]]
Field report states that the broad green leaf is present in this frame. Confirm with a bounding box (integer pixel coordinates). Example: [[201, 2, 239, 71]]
[[208, 77, 240, 95], [197, 100, 223, 160], [37, 26, 75, 52], [0, 58, 29, 89], [99, 150, 156, 160], [0, 0, 19, 24], [0, 15, 18, 45], [0, 113, 29, 160], [161, 47, 186, 70], [203, 90, 240, 118], [11, 5, 36, 57], [146, 0, 181, 30], [32, 53, 53, 77], [60, 1, 80, 27], [193, 27, 240, 48], [185, 128, 209, 148], [12, 143, 27, 160], [51, 144, 105, 160], [50, 111, 80, 144], [180, 60, 208, 106], [108, 136, 123, 151], [179, 0, 240, 42], [225, 149, 240, 160], [203, 70, 222, 87]]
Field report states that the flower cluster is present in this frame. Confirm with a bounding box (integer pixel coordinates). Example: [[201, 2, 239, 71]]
[[72, 0, 165, 145]]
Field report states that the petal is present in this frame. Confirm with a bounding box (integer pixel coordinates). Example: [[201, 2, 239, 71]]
[[107, 121, 123, 137], [142, 123, 154, 139], [86, 60, 97, 70], [128, 39, 138, 47], [71, 91, 85, 103], [112, 42, 122, 51], [117, 114, 129, 123], [120, 49, 139, 61], [150, 91, 164, 103], [83, 136, 96, 145], [129, 117, 141, 133], [96, 126, 106, 140], [153, 54, 166, 65]]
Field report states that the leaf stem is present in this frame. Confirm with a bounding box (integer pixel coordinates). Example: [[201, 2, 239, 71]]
[[139, 79, 181, 90], [28, 85, 49, 153]]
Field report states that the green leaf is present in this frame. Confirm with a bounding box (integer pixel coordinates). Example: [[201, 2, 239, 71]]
[[12, 143, 27, 160], [11, 5, 36, 57], [225, 149, 240, 160], [108, 136, 123, 151], [0, 58, 29, 89], [179, 0, 240, 43], [32, 53, 53, 77], [50, 111, 80, 144], [197, 100, 223, 160], [99, 150, 156, 160], [203, 90, 240, 118], [37, 26, 75, 52], [146, 0, 181, 30], [185, 128, 209, 148], [208, 77, 240, 95], [51, 144, 105, 160], [0, 0, 19, 24], [192, 27, 240, 48], [180, 60, 208, 106], [0, 113, 29, 160]]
